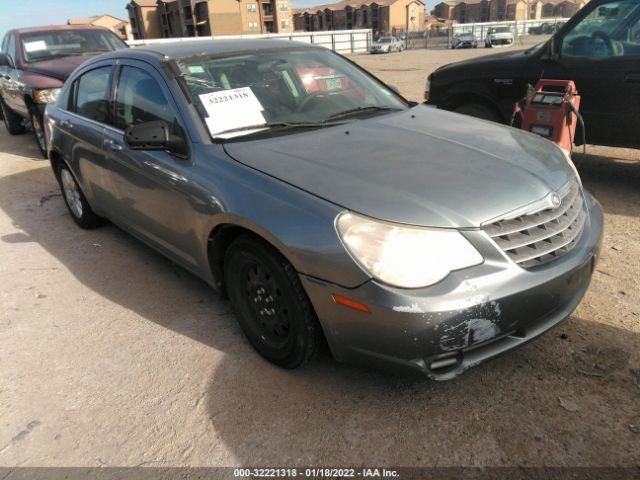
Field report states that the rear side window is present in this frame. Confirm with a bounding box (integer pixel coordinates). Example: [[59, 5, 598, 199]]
[[114, 66, 175, 130], [73, 66, 112, 123]]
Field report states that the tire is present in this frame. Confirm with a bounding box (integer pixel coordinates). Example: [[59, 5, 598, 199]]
[[453, 103, 500, 123], [55, 163, 104, 229], [0, 96, 26, 135], [224, 235, 322, 369], [28, 104, 47, 158]]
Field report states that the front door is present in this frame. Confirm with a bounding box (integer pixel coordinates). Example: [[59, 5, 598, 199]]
[[102, 62, 199, 270]]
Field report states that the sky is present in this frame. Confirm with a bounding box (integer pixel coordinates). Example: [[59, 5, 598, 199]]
[[0, 0, 437, 40]]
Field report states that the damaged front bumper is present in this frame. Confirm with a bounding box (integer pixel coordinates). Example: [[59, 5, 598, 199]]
[[301, 192, 603, 380]]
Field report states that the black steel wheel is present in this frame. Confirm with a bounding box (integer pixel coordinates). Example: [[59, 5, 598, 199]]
[[224, 235, 322, 369]]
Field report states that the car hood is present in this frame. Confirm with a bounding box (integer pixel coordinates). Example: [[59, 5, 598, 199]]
[[433, 47, 535, 78], [25, 55, 92, 81], [223, 105, 575, 228]]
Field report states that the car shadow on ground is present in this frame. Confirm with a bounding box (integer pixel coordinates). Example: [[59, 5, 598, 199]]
[[0, 130, 42, 159], [0, 145, 638, 466]]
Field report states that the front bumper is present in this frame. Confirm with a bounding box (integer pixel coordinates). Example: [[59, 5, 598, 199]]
[[488, 37, 514, 46], [301, 192, 603, 380]]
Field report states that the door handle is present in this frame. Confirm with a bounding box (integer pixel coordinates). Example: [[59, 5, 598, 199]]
[[105, 139, 123, 151], [625, 73, 640, 83], [61, 120, 73, 129]]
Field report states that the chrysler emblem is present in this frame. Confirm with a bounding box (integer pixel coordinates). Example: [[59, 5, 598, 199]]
[[550, 193, 562, 208]]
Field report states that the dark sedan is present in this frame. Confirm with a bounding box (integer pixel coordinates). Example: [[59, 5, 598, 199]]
[[0, 25, 127, 156], [425, 0, 640, 148], [45, 40, 602, 379]]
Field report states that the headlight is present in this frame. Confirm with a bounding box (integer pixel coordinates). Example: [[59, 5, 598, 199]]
[[424, 75, 431, 101], [34, 88, 61, 104], [336, 212, 484, 289]]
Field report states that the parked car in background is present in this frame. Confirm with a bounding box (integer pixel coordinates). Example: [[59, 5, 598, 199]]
[[452, 32, 478, 49], [0, 25, 127, 156], [485, 26, 515, 47], [370, 36, 404, 53], [529, 22, 565, 35], [45, 39, 602, 379], [425, 0, 640, 149]]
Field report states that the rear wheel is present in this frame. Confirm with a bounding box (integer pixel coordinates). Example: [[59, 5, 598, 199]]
[[56, 163, 104, 229], [224, 235, 321, 369], [28, 105, 47, 158], [0, 97, 26, 135], [453, 103, 500, 123]]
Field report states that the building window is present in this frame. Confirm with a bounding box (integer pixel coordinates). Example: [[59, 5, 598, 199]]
[[247, 3, 257, 12], [280, 2, 289, 11], [248, 21, 259, 30], [281, 19, 290, 28]]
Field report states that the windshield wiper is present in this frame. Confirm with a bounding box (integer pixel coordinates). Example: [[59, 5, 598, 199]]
[[325, 106, 403, 121], [212, 121, 343, 139]]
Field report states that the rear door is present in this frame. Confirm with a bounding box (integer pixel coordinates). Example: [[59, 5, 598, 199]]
[[60, 63, 115, 212], [539, 0, 640, 147], [102, 61, 199, 269]]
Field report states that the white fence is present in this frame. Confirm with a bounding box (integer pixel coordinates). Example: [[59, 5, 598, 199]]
[[127, 29, 373, 54]]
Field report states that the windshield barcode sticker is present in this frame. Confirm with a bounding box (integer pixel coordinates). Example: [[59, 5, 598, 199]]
[[199, 87, 266, 136], [24, 40, 47, 52]]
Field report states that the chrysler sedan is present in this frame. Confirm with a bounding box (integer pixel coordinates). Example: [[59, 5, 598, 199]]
[[44, 40, 603, 380]]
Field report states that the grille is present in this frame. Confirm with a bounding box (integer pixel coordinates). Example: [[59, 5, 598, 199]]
[[483, 180, 586, 268]]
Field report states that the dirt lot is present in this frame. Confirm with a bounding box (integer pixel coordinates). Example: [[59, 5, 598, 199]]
[[0, 42, 639, 475]]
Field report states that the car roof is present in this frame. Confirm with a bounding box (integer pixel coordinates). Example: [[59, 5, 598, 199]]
[[111, 38, 320, 62], [14, 24, 111, 35]]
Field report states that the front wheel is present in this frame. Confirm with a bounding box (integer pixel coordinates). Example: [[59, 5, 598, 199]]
[[453, 103, 500, 123], [56, 164, 104, 229], [224, 235, 322, 369]]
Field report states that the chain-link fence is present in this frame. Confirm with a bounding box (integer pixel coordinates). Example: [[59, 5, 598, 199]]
[[402, 17, 569, 50]]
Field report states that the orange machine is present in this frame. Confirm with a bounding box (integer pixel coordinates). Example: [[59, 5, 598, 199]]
[[512, 79, 583, 155]]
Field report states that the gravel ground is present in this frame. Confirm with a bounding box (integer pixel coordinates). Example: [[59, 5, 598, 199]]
[[0, 40, 639, 475]]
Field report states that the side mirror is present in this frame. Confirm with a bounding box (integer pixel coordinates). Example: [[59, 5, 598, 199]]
[[124, 120, 189, 158], [0, 53, 13, 68]]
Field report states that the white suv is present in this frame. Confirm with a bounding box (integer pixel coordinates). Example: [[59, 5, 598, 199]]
[[485, 27, 514, 47]]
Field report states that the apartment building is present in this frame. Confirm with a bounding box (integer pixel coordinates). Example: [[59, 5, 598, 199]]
[[126, 0, 293, 39], [67, 15, 132, 40], [432, 0, 588, 22], [293, 0, 425, 36], [127, 0, 162, 39]]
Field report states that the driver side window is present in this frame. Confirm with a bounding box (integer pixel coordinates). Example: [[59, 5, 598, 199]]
[[560, 0, 640, 58], [114, 66, 176, 131]]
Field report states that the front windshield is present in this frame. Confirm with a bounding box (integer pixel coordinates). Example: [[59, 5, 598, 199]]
[[21, 30, 127, 63], [378, 37, 393, 43], [178, 47, 408, 139], [491, 27, 510, 33]]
